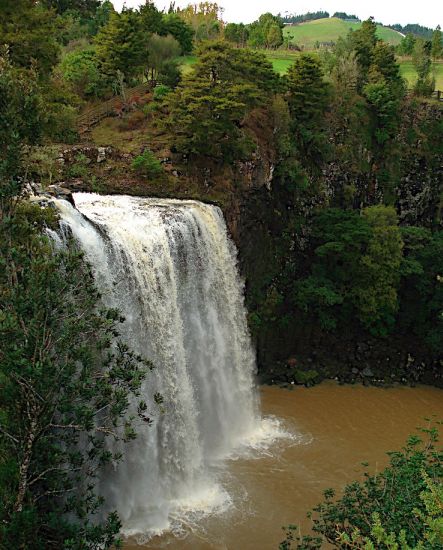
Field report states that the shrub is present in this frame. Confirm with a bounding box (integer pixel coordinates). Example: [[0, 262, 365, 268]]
[[60, 48, 108, 99], [157, 59, 182, 88], [131, 150, 163, 178], [153, 84, 172, 101], [281, 423, 443, 549], [66, 153, 90, 178]]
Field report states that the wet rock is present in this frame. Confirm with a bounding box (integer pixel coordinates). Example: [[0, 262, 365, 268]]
[[46, 185, 75, 206]]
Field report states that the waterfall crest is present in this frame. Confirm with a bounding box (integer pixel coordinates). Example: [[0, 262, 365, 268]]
[[54, 193, 262, 536]]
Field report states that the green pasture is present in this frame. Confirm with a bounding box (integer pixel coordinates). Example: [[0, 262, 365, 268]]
[[283, 17, 403, 49]]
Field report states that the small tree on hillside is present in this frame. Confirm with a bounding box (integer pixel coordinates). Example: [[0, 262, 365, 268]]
[[286, 54, 330, 167], [145, 33, 181, 81], [412, 39, 435, 96], [431, 25, 443, 60], [95, 9, 145, 84]]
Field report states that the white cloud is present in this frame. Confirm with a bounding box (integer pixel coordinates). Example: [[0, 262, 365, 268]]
[[114, 0, 442, 29]]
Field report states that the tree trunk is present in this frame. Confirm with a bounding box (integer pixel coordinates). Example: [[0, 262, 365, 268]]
[[14, 417, 38, 513]]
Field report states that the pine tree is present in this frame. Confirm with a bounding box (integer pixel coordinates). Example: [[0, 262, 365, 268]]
[[95, 9, 146, 84], [431, 25, 442, 60]]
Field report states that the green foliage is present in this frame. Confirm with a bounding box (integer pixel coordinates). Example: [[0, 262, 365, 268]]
[[349, 17, 379, 88], [95, 9, 145, 84], [224, 23, 249, 47], [431, 26, 443, 60], [248, 13, 284, 49], [292, 207, 403, 336], [25, 146, 62, 187], [355, 206, 403, 335], [157, 60, 182, 88], [281, 423, 443, 549], [153, 84, 172, 101], [60, 47, 106, 98], [397, 34, 417, 56], [0, 0, 60, 78], [145, 34, 181, 81], [177, 2, 222, 43], [165, 41, 278, 160], [399, 227, 443, 352], [286, 54, 330, 167], [163, 13, 194, 54], [413, 40, 435, 96], [131, 150, 163, 178]]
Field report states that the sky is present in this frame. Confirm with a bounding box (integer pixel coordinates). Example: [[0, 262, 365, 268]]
[[113, 0, 442, 29]]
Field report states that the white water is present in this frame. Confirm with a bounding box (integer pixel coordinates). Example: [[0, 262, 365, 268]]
[[53, 193, 282, 538]]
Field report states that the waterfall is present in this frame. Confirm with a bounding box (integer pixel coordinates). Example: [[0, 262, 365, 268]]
[[54, 193, 264, 537]]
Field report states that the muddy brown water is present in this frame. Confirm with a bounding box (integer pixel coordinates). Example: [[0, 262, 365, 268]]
[[125, 382, 443, 550]]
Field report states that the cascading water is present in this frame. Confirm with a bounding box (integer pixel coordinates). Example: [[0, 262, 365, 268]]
[[53, 193, 276, 538]]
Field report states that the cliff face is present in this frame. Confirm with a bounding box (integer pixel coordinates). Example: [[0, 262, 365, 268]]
[[235, 99, 443, 387], [27, 99, 442, 387]]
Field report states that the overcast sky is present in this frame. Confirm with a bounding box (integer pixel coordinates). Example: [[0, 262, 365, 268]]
[[113, 0, 442, 28]]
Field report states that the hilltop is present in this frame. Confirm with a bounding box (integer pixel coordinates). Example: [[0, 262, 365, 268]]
[[283, 17, 403, 49]]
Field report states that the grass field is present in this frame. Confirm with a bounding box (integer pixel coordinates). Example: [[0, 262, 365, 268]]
[[178, 53, 443, 91], [283, 17, 403, 49], [399, 59, 443, 90]]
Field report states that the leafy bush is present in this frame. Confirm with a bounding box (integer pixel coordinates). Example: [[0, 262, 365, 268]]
[[66, 153, 90, 178], [157, 59, 182, 88], [131, 150, 163, 178], [281, 423, 443, 549], [153, 84, 172, 101], [60, 47, 107, 99]]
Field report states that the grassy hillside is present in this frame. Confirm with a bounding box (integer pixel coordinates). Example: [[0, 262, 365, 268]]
[[283, 17, 403, 49]]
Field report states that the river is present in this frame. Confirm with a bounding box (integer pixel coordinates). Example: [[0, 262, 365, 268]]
[[126, 382, 443, 550]]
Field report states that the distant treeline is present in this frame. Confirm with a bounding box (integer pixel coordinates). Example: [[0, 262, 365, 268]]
[[281, 11, 329, 24], [388, 23, 434, 39], [332, 12, 360, 21]]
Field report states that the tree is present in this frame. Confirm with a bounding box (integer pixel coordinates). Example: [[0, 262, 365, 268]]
[[139, 0, 165, 35], [286, 54, 330, 167], [165, 41, 278, 160], [397, 33, 416, 56], [145, 34, 181, 81], [247, 13, 283, 49], [177, 2, 222, 42], [293, 207, 403, 336], [224, 23, 249, 47], [95, 9, 145, 84], [412, 39, 435, 96], [431, 25, 443, 60], [349, 17, 378, 90], [0, 0, 60, 79], [163, 13, 194, 54], [354, 206, 403, 335], [60, 47, 106, 98], [42, 0, 100, 16]]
